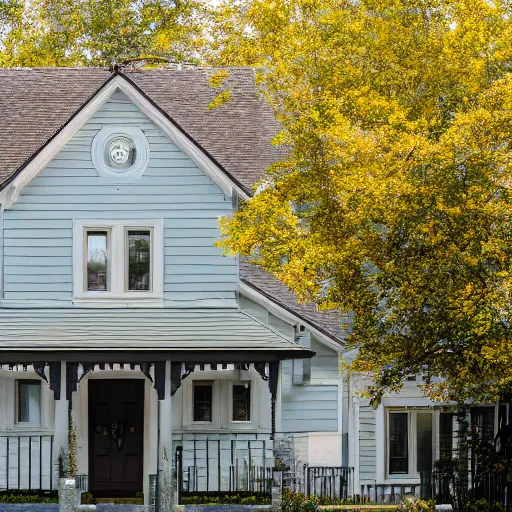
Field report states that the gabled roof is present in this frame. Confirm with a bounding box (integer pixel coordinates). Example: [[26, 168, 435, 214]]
[[0, 67, 284, 193], [0, 66, 342, 347]]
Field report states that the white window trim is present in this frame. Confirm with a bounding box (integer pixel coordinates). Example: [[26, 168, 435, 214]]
[[181, 372, 265, 432], [15, 379, 42, 428], [183, 379, 222, 430], [385, 408, 437, 481], [92, 126, 150, 178], [73, 219, 163, 303]]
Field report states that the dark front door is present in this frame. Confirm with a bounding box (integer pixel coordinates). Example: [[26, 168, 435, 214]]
[[89, 379, 145, 497]]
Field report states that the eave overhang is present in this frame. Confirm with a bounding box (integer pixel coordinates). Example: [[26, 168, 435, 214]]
[[0, 307, 315, 363]]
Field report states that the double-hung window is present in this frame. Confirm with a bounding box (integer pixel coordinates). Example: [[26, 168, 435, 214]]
[[17, 380, 41, 425], [74, 220, 163, 301], [387, 409, 433, 478], [193, 382, 213, 422]]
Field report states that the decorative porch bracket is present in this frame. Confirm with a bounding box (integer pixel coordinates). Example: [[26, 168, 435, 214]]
[[66, 362, 79, 401], [154, 361, 166, 400], [255, 362, 279, 440], [49, 362, 62, 401]]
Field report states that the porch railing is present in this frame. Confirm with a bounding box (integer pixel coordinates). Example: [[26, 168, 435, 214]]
[[358, 483, 419, 504], [303, 465, 354, 500], [0, 435, 54, 491], [176, 438, 273, 500]]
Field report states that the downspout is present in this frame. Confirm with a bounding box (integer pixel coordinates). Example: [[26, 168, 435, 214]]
[[157, 395, 161, 510]]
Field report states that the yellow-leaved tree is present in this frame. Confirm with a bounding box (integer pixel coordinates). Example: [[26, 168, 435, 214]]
[[211, 0, 512, 404]]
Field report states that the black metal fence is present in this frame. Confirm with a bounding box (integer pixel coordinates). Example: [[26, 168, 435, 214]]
[[358, 483, 419, 504], [176, 440, 273, 502], [303, 465, 354, 500], [0, 435, 54, 491], [421, 469, 511, 510]]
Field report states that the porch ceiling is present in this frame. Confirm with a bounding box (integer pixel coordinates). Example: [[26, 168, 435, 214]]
[[0, 307, 315, 362]]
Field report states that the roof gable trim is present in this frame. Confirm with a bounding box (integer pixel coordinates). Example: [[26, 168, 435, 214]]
[[0, 73, 250, 208]]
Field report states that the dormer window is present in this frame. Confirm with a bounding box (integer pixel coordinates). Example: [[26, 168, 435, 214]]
[[73, 220, 163, 303]]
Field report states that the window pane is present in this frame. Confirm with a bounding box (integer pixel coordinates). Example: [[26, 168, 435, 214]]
[[194, 384, 212, 422], [128, 230, 151, 291], [389, 412, 408, 474], [87, 231, 108, 291], [233, 384, 251, 421], [440, 413, 454, 458], [18, 382, 41, 424], [472, 407, 495, 441], [417, 413, 433, 472]]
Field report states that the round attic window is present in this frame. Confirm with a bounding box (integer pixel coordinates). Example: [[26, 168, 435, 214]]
[[105, 136, 136, 170], [92, 127, 150, 178]]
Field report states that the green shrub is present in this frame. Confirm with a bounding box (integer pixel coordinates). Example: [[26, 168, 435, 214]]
[[283, 489, 319, 512], [398, 497, 435, 512], [463, 499, 504, 512], [180, 494, 270, 505], [0, 490, 58, 504]]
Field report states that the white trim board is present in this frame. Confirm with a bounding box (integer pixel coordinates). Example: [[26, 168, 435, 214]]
[[239, 280, 343, 353], [0, 75, 250, 209]]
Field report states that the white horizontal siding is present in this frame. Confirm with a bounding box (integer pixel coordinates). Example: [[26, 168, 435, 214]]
[[3, 89, 236, 305]]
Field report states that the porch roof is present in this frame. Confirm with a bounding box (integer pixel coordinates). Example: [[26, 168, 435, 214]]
[[0, 307, 314, 363]]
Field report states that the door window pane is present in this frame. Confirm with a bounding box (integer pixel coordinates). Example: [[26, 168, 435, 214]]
[[18, 381, 41, 424], [233, 384, 251, 421], [127, 230, 151, 291], [417, 413, 433, 472], [193, 384, 212, 422], [389, 412, 408, 474], [87, 231, 108, 291]]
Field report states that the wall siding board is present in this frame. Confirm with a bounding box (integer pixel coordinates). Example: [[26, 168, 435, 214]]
[[359, 401, 377, 483], [280, 386, 338, 433], [3, 90, 236, 304]]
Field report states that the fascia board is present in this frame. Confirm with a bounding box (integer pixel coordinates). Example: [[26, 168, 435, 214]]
[[0, 76, 121, 208], [116, 78, 249, 200]]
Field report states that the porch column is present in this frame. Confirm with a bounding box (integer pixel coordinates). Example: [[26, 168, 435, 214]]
[[158, 360, 175, 512], [52, 361, 69, 485]]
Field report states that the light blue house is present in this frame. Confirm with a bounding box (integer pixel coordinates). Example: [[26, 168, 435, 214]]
[[0, 67, 347, 506]]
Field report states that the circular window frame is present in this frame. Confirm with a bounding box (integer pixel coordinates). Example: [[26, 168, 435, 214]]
[[92, 126, 150, 178]]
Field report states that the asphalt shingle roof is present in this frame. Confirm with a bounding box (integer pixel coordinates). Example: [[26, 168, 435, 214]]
[[240, 260, 344, 345], [0, 67, 284, 192], [0, 66, 342, 345]]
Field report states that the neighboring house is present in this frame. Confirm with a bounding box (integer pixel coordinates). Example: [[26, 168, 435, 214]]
[[0, 67, 345, 505]]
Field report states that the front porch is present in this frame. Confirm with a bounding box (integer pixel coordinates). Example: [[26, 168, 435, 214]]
[[0, 307, 314, 509], [0, 360, 285, 509]]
